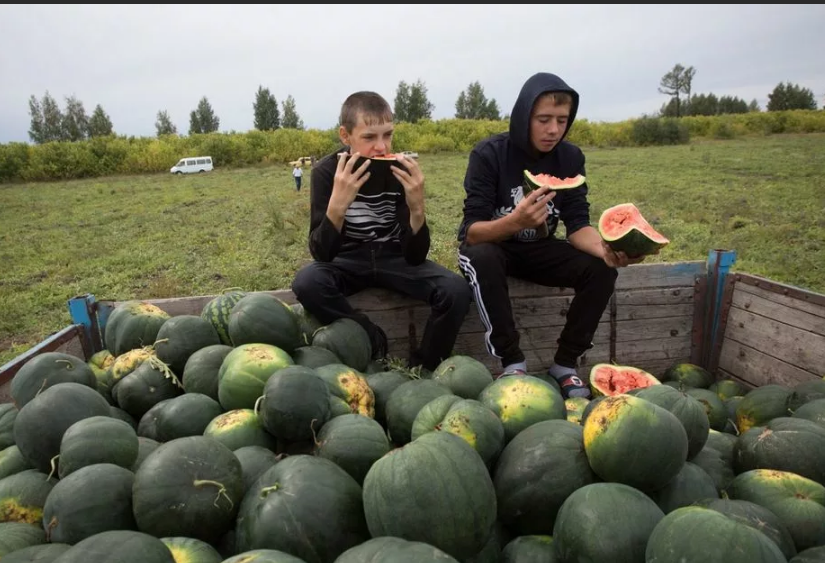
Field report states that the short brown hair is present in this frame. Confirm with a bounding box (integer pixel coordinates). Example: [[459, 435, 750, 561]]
[[339, 91, 393, 132], [538, 91, 573, 107]]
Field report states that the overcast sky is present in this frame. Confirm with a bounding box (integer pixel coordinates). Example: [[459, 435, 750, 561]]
[[1, 4, 823, 144]]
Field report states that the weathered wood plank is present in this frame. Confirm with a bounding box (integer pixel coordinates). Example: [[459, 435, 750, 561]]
[[592, 338, 692, 363], [615, 287, 695, 306], [731, 287, 825, 336], [724, 307, 825, 376], [445, 317, 690, 362], [717, 337, 820, 388], [616, 261, 703, 290], [504, 261, 704, 297], [615, 316, 693, 343], [735, 274, 825, 312]]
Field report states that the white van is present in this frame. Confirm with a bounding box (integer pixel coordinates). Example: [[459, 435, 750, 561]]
[[170, 156, 213, 174]]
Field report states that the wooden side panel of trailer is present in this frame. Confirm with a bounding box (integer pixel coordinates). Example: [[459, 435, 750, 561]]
[[716, 273, 825, 389], [94, 260, 706, 379]]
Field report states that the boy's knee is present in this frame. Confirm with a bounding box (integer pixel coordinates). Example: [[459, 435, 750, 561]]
[[291, 262, 328, 298], [584, 256, 619, 291], [439, 274, 473, 309]]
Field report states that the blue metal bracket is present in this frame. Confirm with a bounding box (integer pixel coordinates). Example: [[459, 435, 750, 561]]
[[703, 249, 737, 368], [67, 294, 102, 356]]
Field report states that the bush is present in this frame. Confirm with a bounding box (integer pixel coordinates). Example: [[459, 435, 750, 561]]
[[0, 143, 30, 183], [631, 117, 690, 146]]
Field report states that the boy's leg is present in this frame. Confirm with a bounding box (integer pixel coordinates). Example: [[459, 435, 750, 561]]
[[510, 238, 618, 397], [291, 256, 387, 358], [458, 242, 524, 373], [373, 256, 472, 372]]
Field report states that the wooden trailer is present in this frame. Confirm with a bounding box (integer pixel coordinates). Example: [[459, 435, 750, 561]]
[[1, 249, 822, 402]]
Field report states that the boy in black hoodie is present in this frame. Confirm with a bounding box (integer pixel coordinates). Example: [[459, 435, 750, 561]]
[[457, 72, 647, 398], [292, 91, 472, 372]]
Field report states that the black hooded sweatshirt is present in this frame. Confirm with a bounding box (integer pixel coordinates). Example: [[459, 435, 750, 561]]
[[458, 72, 590, 243]]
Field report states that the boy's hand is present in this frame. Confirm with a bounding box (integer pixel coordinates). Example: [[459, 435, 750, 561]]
[[330, 151, 371, 210], [601, 240, 653, 268], [513, 186, 555, 229], [392, 154, 425, 214]]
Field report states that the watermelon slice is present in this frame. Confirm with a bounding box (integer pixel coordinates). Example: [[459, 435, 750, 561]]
[[589, 363, 661, 397], [598, 203, 670, 258], [523, 170, 586, 194]]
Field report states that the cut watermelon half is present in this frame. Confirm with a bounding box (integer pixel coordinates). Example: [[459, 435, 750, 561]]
[[590, 363, 661, 397], [598, 203, 670, 258]]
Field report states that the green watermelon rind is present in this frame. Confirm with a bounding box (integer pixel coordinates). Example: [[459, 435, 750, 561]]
[[201, 291, 246, 347]]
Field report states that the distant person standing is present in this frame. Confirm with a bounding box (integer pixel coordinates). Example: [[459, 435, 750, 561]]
[[293, 163, 303, 191]]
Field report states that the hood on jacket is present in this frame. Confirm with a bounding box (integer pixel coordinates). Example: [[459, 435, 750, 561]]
[[509, 72, 579, 156]]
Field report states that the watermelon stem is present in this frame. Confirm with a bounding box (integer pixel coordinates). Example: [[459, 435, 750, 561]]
[[193, 479, 233, 510], [310, 418, 321, 447], [45, 515, 58, 542], [47, 454, 59, 481], [34, 378, 48, 400], [55, 359, 74, 370], [259, 484, 280, 497], [147, 355, 183, 389], [253, 395, 264, 417]]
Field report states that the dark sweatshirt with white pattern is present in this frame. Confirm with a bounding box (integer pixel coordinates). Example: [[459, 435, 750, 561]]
[[307, 147, 430, 264]]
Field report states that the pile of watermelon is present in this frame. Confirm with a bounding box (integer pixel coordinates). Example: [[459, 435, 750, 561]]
[[0, 291, 824, 562]]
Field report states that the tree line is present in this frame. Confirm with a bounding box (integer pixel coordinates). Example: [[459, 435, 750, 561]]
[[26, 86, 308, 144], [25, 71, 821, 145], [657, 63, 819, 117]]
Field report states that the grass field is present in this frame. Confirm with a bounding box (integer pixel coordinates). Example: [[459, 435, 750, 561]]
[[2, 133, 824, 366]]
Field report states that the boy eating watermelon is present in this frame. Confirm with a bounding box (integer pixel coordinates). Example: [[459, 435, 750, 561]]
[[456, 72, 650, 398]]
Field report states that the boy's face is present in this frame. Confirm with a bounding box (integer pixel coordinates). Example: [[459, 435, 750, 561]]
[[529, 95, 571, 153], [339, 112, 394, 158]]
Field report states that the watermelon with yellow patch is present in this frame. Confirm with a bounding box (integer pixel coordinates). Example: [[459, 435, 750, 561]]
[[565, 397, 590, 424], [161, 536, 222, 563], [0, 469, 56, 525], [429, 399, 505, 468], [109, 347, 155, 389], [203, 409, 278, 452], [734, 385, 793, 434], [728, 468, 825, 552], [88, 350, 115, 397], [663, 362, 715, 389], [104, 301, 171, 357], [477, 374, 566, 442], [583, 394, 688, 491], [216, 343, 295, 411], [589, 363, 660, 397], [313, 364, 375, 418]]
